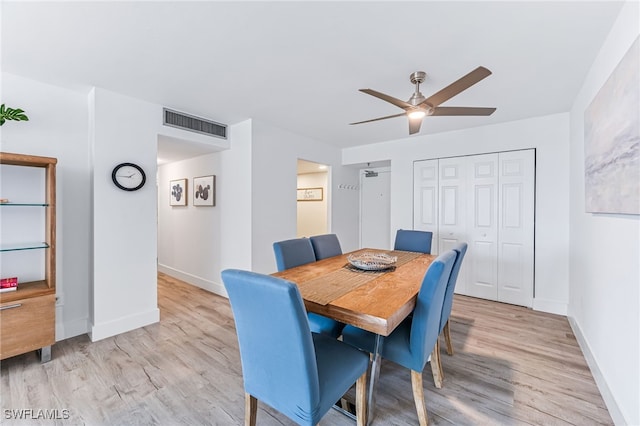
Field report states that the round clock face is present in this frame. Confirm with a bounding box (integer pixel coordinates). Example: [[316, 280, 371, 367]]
[[112, 163, 146, 191]]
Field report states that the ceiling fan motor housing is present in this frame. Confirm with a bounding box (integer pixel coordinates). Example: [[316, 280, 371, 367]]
[[409, 71, 427, 85]]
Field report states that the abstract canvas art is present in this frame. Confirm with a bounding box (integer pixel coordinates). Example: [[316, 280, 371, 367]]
[[584, 36, 639, 215]]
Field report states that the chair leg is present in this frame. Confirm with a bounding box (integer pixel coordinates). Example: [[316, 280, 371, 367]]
[[430, 342, 443, 389], [340, 398, 350, 411], [410, 370, 429, 426], [437, 339, 444, 379], [443, 319, 454, 355], [245, 393, 257, 426], [355, 371, 368, 426]]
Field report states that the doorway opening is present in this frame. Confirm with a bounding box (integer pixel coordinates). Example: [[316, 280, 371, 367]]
[[297, 159, 329, 237]]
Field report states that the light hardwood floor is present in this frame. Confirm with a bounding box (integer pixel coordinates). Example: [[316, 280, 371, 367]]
[[1, 273, 612, 425]]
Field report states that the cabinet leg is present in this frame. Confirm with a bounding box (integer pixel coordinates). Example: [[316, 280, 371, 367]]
[[38, 346, 52, 363]]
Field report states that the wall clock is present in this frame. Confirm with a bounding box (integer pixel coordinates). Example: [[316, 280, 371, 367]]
[[111, 162, 146, 191]]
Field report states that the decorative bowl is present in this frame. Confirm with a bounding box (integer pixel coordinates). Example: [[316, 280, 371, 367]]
[[347, 252, 397, 271]]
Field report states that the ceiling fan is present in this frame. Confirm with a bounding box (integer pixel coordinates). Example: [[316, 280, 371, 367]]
[[350, 66, 496, 135]]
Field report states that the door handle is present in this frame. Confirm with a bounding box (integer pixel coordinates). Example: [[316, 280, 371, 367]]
[[0, 303, 22, 311]]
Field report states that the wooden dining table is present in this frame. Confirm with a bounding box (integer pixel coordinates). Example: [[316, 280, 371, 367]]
[[272, 248, 435, 425]]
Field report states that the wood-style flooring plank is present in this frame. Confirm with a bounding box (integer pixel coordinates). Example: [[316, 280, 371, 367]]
[[0, 274, 612, 425]]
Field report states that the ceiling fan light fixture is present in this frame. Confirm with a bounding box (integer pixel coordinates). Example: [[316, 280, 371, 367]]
[[408, 109, 427, 120]]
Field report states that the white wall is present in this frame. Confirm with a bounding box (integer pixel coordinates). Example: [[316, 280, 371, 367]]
[[250, 121, 360, 274], [158, 153, 224, 294], [568, 2, 639, 424], [219, 119, 253, 276], [1, 73, 91, 340], [89, 88, 160, 340], [331, 163, 362, 252], [344, 113, 571, 315], [297, 172, 328, 237]]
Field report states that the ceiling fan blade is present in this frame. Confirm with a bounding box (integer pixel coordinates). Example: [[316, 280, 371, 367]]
[[422, 66, 492, 108], [359, 89, 413, 109], [408, 117, 422, 135], [350, 112, 406, 125], [431, 106, 496, 116]]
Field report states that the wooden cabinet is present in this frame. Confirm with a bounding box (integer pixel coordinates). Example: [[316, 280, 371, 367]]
[[0, 152, 56, 362]]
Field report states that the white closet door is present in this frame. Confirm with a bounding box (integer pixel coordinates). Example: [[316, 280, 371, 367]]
[[411, 150, 535, 307], [413, 160, 439, 251], [465, 154, 499, 301], [497, 150, 535, 307], [438, 157, 467, 253], [438, 157, 468, 295]]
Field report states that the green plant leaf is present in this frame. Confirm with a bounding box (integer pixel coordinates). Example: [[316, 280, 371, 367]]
[[0, 104, 29, 125]]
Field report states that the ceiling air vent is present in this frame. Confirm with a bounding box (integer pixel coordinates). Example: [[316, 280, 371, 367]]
[[163, 108, 227, 139]]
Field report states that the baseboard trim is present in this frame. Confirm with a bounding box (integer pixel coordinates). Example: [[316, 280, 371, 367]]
[[90, 308, 160, 342], [158, 264, 227, 297], [568, 316, 625, 425]]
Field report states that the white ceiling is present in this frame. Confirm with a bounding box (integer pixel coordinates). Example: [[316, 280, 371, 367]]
[[1, 1, 624, 162]]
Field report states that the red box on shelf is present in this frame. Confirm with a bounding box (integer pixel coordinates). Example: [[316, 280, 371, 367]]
[[0, 277, 18, 288]]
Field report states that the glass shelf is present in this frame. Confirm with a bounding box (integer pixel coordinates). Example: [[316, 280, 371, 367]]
[[0, 242, 50, 252], [0, 203, 49, 207]]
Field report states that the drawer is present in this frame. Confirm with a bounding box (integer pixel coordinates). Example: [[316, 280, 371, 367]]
[[0, 294, 55, 360]]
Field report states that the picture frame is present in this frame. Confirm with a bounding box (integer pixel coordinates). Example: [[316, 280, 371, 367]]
[[193, 175, 216, 206], [297, 187, 323, 201], [170, 178, 187, 206]]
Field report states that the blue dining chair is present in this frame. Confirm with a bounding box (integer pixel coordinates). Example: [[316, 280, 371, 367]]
[[222, 269, 369, 426], [431, 242, 468, 388], [394, 229, 433, 254], [310, 233, 343, 260], [341, 250, 456, 426], [440, 242, 468, 354], [273, 237, 316, 271], [273, 238, 345, 338]]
